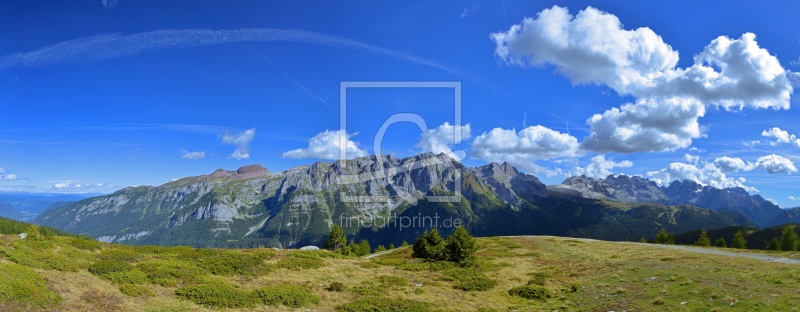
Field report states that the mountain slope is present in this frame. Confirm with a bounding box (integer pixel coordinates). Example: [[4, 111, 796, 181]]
[[36, 154, 754, 248]]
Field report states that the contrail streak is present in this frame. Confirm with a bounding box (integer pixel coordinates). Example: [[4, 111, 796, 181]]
[[1, 28, 494, 89], [250, 50, 330, 108]]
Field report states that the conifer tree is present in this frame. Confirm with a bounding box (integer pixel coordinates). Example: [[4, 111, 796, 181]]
[[732, 229, 747, 249], [695, 229, 711, 247], [779, 225, 799, 251], [654, 228, 674, 244], [444, 226, 477, 264], [715, 237, 727, 248], [375, 245, 387, 252], [767, 237, 780, 251], [323, 224, 347, 252]]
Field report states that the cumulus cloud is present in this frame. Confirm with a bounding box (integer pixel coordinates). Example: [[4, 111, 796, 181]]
[[647, 162, 753, 191], [684, 154, 700, 165], [789, 196, 800, 201], [180, 149, 206, 160], [221, 128, 255, 160], [571, 155, 633, 179], [754, 154, 797, 173], [648, 154, 797, 191], [471, 125, 579, 174], [282, 130, 368, 160], [492, 6, 794, 153], [0, 167, 18, 181], [713, 156, 748, 173], [761, 127, 800, 147], [417, 122, 471, 160]]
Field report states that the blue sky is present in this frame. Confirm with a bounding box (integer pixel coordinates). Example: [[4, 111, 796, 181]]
[[2, 1, 800, 207]]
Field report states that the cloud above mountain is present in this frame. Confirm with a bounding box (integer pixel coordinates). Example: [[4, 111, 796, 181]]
[[648, 154, 796, 191], [470, 125, 579, 175], [417, 122, 471, 160], [492, 5, 794, 154], [282, 129, 367, 160], [221, 128, 256, 160]]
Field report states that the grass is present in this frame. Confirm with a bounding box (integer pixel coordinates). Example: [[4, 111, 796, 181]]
[[2, 234, 800, 311]]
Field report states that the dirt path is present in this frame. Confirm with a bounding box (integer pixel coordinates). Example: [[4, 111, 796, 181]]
[[362, 247, 406, 259], [565, 237, 800, 265]]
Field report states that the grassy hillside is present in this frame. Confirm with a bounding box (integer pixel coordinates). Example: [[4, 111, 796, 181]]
[[2, 232, 800, 311]]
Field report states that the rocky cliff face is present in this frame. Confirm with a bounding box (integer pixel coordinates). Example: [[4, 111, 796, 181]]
[[663, 180, 789, 228], [549, 175, 669, 204], [34, 154, 767, 248]]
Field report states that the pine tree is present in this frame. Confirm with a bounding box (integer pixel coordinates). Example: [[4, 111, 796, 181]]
[[425, 228, 447, 260], [695, 229, 711, 247], [715, 237, 727, 248], [767, 237, 780, 251], [779, 225, 799, 251], [654, 228, 674, 244], [401, 241, 409, 247], [323, 224, 347, 252], [375, 245, 387, 252], [413, 230, 430, 258], [388, 243, 395, 249], [356, 240, 371, 256], [444, 226, 477, 264], [25, 224, 41, 241], [732, 229, 747, 249], [639, 236, 648, 243]]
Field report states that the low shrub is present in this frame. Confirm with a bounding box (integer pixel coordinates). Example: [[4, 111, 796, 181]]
[[327, 282, 346, 292], [197, 251, 268, 276], [3, 241, 87, 272], [453, 276, 497, 291], [527, 272, 548, 286], [136, 260, 208, 286], [119, 284, 154, 297], [102, 269, 149, 285], [276, 256, 324, 270], [98, 248, 142, 262], [69, 237, 103, 251], [337, 298, 435, 312], [175, 283, 258, 308], [0, 262, 61, 308], [508, 285, 551, 301], [88, 260, 134, 276], [254, 284, 320, 308]]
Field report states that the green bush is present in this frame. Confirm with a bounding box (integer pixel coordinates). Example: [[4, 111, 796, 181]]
[[196, 251, 268, 276], [277, 255, 324, 270], [453, 276, 497, 291], [327, 282, 346, 292], [136, 260, 208, 286], [69, 237, 103, 251], [508, 285, 551, 301], [0, 262, 61, 308], [88, 260, 135, 276], [253, 284, 320, 308], [337, 298, 434, 312], [175, 283, 258, 308], [98, 248, 142, 262], [2, 240, 87, 272], [119, 284, 154, 297], [103, 269, 149, 285]]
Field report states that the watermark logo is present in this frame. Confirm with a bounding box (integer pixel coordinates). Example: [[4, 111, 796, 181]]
[[336, 81, 463, 206], [339, 212, 463, 231]]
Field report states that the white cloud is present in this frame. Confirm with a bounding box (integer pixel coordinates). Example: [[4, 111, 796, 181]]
[[754, 154, 797, 173], [789, 196, 800, 201], [221, 128, 255, 160], [582, 97, 705, 153], [282, 130, 367, 160], [492, 6, 794, 153], [0, 167, 18, 181], [647, 162, 754, 191], [48, 182, 115, 194], [417, 122, 471, 160], [683, 154, 700, 165], [571, 155, 633, 179], [648, 154, 797, 191], [180, 149, 206, 160], [713, 156, 748, 173], [471, 125, 579, 174], [761, 127, 800, 147]]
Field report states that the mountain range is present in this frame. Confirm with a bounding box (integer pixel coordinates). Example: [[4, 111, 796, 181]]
[[33, 153, 787, 248]]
